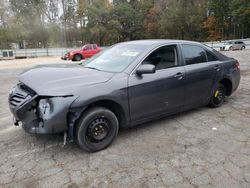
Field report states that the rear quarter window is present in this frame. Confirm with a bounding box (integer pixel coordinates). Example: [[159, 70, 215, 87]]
[[203, 44, 229, 61], [205, 50, 218, 62]]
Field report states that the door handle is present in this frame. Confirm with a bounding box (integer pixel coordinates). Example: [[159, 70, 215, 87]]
[[214, 65, 221, 71], [174, 72, 183, 80]]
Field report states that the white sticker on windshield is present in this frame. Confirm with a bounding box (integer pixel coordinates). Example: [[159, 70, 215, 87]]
[[121, 51, 139, 57]]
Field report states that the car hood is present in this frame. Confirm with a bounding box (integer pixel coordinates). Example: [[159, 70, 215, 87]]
[[18, 64, 114, 96]]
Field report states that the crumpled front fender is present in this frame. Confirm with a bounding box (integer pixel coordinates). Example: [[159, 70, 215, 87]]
[[16, 96, 77, 134]]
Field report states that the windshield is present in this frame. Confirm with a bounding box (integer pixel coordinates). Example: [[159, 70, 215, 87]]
[[84, 44, 144, 73]]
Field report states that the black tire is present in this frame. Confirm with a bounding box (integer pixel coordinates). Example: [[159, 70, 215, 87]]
[[73, 54, 82, 61], [229, 46, 233, 51], [75, 107, 119, 152], [241, 46, 245, 50], [209, 83, 226, 108]]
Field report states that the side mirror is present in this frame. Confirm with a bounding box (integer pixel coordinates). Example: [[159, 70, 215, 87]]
[[136, 64, 156, 75]]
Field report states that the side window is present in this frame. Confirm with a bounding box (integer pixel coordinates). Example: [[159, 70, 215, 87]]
[[182, 44, 207, 65], [93, 44, 97, 49], [85, 44, 92, 50], [142, 45, 178, 70], [205, 50, 218, 62]]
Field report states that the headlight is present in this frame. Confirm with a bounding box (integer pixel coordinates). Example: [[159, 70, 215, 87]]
[[38, 99, 52, 120], [37, 96, 75, 121], [9, 86, 16, 95]]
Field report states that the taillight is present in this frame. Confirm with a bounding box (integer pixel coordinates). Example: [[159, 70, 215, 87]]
[[233, 61, 240, 70]]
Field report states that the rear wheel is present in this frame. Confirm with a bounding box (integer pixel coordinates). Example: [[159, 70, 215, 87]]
[[75, 107, 119, 152], [241, 46, 245, 50], [209, 83, 226, 108]]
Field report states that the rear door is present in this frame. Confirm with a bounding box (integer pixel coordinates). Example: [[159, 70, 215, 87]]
[[91, 44, 100, 55], [82, 44, 93, 58], [181, 44, 221, 109], [234, 41, 239, 50], [91, 44, 98, 56], [237, 41, 244, 49]]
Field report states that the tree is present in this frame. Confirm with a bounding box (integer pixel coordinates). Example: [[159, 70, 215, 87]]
[[203, 15, 223, 41], [112, 0, 143, 41], [231, 0, 250, 38], [205, 0, 232, 40], [141, 0, 161, 39], [159, 0, 206, 40], [0, 0, 250, 49], [8, 0, 47, 47]]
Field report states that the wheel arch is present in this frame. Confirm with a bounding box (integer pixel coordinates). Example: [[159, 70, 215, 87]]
[[74, 53, 83, 60], [86, 99, 127, 127], [219, 78, 232, 96], [68, 99, 127, 140]]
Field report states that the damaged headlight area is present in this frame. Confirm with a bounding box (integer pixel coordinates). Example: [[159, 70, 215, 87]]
[[9, 84, 76, 134], [38, 98, 53, 121], [26, 97, 75, 134]]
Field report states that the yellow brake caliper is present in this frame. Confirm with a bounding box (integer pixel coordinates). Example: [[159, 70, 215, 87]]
[[214, 90, 219, 98]]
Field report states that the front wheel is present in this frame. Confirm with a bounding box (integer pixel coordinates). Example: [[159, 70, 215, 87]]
[[75, 107, 119, 152], [209, 83, 226, 108], [73, 54, 82, 61]]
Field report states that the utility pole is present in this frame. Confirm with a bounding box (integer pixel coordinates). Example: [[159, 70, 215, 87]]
[[61, 0, 67, 48]]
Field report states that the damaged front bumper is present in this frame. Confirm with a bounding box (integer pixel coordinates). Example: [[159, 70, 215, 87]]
[[9, 83, 76, 134]]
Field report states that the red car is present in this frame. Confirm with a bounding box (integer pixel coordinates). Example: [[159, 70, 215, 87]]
[[62, 44, 101, 61]]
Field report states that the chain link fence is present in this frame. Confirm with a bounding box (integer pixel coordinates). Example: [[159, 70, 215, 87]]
[[0, 48, 75, 59], [0, 39, 249, 59]]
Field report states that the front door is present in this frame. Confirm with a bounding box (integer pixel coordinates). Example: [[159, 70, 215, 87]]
[[128, 45, 185, 123]]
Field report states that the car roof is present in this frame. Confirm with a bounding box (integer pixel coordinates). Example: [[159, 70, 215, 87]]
[[120, 39, 202, 46]]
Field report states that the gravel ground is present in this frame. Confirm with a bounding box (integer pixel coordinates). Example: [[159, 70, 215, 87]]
[[0, 53, 250, 188]]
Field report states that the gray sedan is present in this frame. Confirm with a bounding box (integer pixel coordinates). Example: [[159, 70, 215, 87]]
[[9, 40, 241, 152], [220, 41, 246, 51]]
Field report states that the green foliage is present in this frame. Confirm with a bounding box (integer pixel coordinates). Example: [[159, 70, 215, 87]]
[[111, 1, 143, 41], [0, 0, 249, 48]]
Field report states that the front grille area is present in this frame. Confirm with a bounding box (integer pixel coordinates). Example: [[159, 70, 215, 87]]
[[9, 83, 35, 108], [9, 93, 27, 107]]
